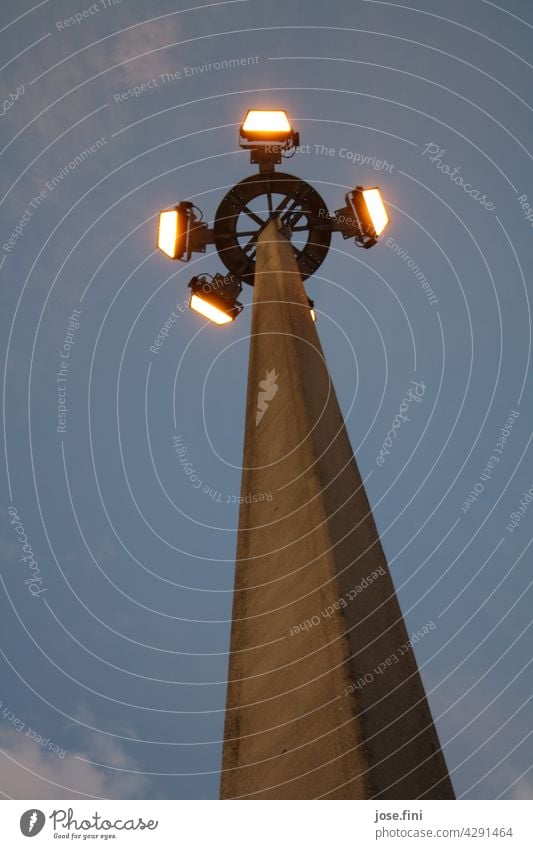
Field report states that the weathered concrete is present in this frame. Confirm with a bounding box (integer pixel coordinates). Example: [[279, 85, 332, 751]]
[[220, 219, 454, 800]]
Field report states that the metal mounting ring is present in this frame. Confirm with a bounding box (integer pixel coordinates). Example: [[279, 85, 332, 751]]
[[213, 171, 331, 285]]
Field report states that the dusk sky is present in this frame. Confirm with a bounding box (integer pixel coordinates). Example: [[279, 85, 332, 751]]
[[0, 0, 532, 800]]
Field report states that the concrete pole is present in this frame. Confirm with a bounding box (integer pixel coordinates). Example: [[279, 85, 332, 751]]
[[220, 218, 454, 800]]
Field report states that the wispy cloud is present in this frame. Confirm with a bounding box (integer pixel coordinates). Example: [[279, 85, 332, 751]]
[[0, 727, 148, 799]]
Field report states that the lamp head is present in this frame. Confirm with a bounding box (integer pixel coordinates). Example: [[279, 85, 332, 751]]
[[346, 186, 389, 247], [157, 202, 208, 260], [188, 274, 243, 325], [239, 109, 299, 164], [157, 204, 191, 259]]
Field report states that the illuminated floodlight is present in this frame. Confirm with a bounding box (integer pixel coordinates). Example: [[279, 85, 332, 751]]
[[241, 110, 292, 138], [360, 188, 389, 236], [239, 109, 299, 154], [188, 274, 243, 325], [157, 207, 187, 259], [157, 201, 209, 261], [345, 186, 389, 247], [307, 297, 316, 322], [190, 293, 234, 325], [333, 186, 389, 248]]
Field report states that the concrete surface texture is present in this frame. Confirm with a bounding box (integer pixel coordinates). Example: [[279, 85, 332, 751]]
[[220, 218, 454, 800]]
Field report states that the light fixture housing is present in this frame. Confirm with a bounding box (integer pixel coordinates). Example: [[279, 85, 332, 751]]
[[241, 109, 292, 138], [307, 297, 316, 322], [345, 186, 389, 248], [239, 109, 299, 152], [158, 206, 188, 259], [157, 201, 209, 260], [356, 188, 389, 236], [188, 273, 243, 325]]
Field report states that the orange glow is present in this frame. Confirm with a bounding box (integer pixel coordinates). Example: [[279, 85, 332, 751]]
[[241, 109, 292, 136], [158, 209, 181, 258], [362, 188, 389, 236], [190, 293, 233, 325]]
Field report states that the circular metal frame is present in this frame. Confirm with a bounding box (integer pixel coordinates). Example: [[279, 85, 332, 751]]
[[213, 171, 331, 285]]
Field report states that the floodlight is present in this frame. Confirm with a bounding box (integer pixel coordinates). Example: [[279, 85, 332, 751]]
[[241, 110, 292, 138], [332, 186, 389, 248], [359, 188, 389, 236], [239, 109, 299, 155], [308, 297, 316, 322], [346, 186, 389, 247], [188, 274, 243, 325], [157, 201, 209, 260], [190, 293, 234, 325], [157, 207, 188, 259]]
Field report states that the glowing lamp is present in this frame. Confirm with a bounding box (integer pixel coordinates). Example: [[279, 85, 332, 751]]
[[239, 109, 299, 158], [157, 206, 188, 259], [190, 293, 234, 325], [188, 274, 243, 325], [346, 186, 389, 247], [241, 109, 293, 139], [360, 188, 389, 236]]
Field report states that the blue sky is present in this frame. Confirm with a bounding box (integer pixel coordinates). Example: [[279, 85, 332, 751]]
[[0, 0, 532, 799]]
